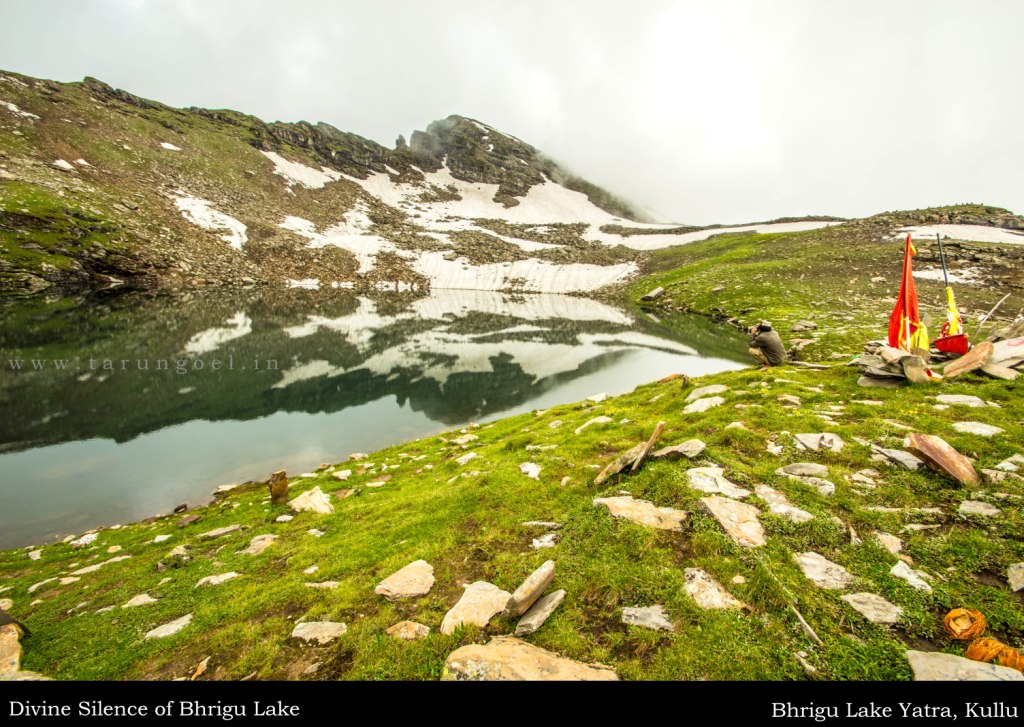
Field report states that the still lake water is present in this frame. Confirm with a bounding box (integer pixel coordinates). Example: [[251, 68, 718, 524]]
[[0, 287, 748, 548]]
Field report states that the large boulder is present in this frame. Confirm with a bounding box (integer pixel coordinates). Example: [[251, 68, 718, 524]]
[[443, 637, 618, 681]]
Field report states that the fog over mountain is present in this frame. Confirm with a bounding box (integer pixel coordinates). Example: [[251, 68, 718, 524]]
[[1, 0, 1022, 224]]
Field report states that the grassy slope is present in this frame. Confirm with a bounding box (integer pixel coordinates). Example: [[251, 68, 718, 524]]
[[2, 223, 1022, 681]]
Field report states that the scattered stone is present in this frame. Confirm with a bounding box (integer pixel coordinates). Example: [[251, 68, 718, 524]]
[[766, 441, 784, 455], [504, 560, 556, 618], [574, 416, 613, 435], [386, 620, 430, 641], [58, 577, 79, 586], [841, 593, 902, 625], [69, 555, 130, 576], [958, 500, 1002, 518], [198, 524, 241, 540], [684, 568, 744, 610], [587, 393, 608, 403], [195, 572, 240, 588], [274, 514, 294, 523], [453, 433, 478, 445], [291, 621, 347, 644], [686, 467, 751, 499], [795, 552, 854, 590], [288, 486, 334, 515], [700, 496, 766, 548], [685, 384, 729, 402], [874, 532, 903, 555], [904, 433, 980, 487], [304, 581, 339, 589], [70, 533, 98, 549], [1007, 563, 1024, 592], [732, 575, 746, 584], [442, 636, 618, 681], [375, 560, 435, 601], [440, 581, 511, 635], [1, 624, 22, 675], [27, 550, 41, 561], [122, 594, 158, 608], [145, 613, 193, 640], [794, 433, 844, 452], [521, 521, 562, 530], [269, 469, 288, 505], [857, 375, 905, 389], [237, 534, 278, 555], [548, 420, 563, 429], [455, 452, 478, 466], [0, 599, 11, 611], [942, 341, 994, 379], [952, 422, 1004, 437], [725, 421, 747, 430], [621, 605, 674, 631], [593, 496, 687, 531], [650, 439, 706, 459], [641, 286, 665, 301], [779, 462, 829, 478], [935, 394, 987, 408], [349, 453, 368, 461], [593, 442, 646, 485], [515, 589, 566, 636], [791, 320, 818, 332], [995, 454, 1024, 472], [683, 396, 725, 414], [303, 566, 318, 575], [153, 535, 172, 544], [755, 485, 813, 523], [27, 578, 56, 594], [532, 533, 558, 549], [872, 446, 924, 470], [333, 469, 352, 481], [890, 561, 931, 591], [177, 514, 201, 528], [777, 394, 802, 407], [906, 650, 1023, 681], [519, 462, 542, 480]]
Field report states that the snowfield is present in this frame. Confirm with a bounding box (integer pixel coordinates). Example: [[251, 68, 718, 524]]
[[262, 151, 344, 189], [175, 193, 248, 250], [899, 225, 1024, 246], [412, 251, 637, 293]]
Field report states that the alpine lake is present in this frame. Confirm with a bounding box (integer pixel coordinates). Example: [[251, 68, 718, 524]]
[[0, 286, 748, 548]]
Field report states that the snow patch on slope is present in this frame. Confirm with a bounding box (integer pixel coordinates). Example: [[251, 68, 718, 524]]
[[160, 142, 182, 151], [175, 193, 248, 250], [412, 251, 636, 293], [586, 220, 842, 250], [898, 225, 1024, 246], [1, 100, 40, 120], [262, 151, 343, 189], [280, 209, 396, 273]]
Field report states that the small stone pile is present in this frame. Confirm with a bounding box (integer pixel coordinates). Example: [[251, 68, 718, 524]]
[[856, 334, 1023, 388]]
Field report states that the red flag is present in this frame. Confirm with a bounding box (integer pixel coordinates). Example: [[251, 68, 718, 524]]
[[888, 233, 929, 351]]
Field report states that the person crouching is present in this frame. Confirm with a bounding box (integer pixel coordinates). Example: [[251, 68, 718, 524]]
[[748, 320, 786, 369]]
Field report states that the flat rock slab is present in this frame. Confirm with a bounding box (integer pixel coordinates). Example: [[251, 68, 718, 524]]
[[841, 592, 903, 625], [0, 625, 21, 675], [145, 613, 193, 640], [289, 486, 334, 514], [779, 462, 830, 478], [1008, 563, 1024, 592], [505, 560, 555, 618], [386, 620, 430, 641], [684, 568, 744, 610], [123, 594, 158, 608], [683, 396, 725, 414], [519, 462, 542, 480], [593, 496, 687, 531], [374, 560, 435, 601], [441, 581, 511, 635], [291, 621, 347, 644], [575, 416, 613, 435], [621, 605, 674, 631], [904, 433, 980, 486], [796, 552, 854, 589], [995, 454, 1024, 472], [198, 524, 241, 540], [651, 439, 706, 460], [959, 500, 1002, 517], [237, 534, 278, 555], [794, 433, 844, 452], [443, 636, 618, 681], [700, 495, 766, 548], [686, 467, 751, 499], [755, 485, 813, 523], [935, 394, 987, 407], [942, 341, 993, 379], [890, 561, 932, 592], [906, 650, 1024, 681], [952, 422, 1004, 437], [874, 532, 903, 555], [873, 447, 924, 470], [515, 589, 566, 636], [195, 572, 240, 588], [685, 384, 729, 402]]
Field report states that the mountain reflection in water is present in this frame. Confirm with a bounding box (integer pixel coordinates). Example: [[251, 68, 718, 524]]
[[0, 287, 748, 547]]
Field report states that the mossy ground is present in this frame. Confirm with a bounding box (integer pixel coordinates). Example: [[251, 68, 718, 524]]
[[1, 228, 1022, 679]]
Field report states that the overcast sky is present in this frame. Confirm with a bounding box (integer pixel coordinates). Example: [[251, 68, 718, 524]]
[[2, 0, 1021, 224]]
